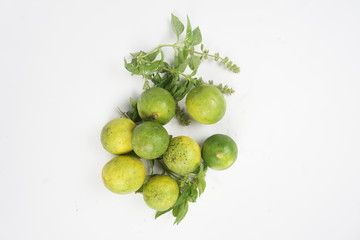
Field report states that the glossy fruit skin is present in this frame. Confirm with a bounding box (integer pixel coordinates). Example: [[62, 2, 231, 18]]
[[131, 122, 170, 159], [201, 134, 238, 170], [101, 118, 136, 154], [185, 85, 226, 124], [143, 175, 179, 211], [102, 155, 146, 194], [163, 136, 201, 175], [137, 87, 176, 125]]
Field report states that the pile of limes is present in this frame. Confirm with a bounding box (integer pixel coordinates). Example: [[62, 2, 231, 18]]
[[100, 85, 238, 223]]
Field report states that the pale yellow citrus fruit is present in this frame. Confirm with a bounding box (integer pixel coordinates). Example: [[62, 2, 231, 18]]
[[101, 118, 135, 154], [102, 155, 146, 194], [163, 136, 201, 175], [143, 175, 179, 211]]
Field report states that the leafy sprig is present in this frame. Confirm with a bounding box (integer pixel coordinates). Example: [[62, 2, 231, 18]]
[[155, 161, 208, 224], [124, 14, 240, 125], [134, 157, 208, 225]]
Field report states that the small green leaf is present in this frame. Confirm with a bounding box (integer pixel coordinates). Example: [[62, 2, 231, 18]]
[[145, 49, 160, 62], [173, 184, 191, 207], [144, 60, 163, 72], [143, 79, 150, 90], [187, 185, 198, 203], [197, 177, 206, 195], [177, 58, 189, 73], [124, 58, 140, 75], [130, 51, 145, 58], [151, 73, 162, 85], [182, 49, 189, 62], [174, 201, 189, 225], [155, 208, 172, 219], [189, 56, 201, 71], [172, 205, 179, 217], [171, 14, 184, 39], [192, 27, 202, 45], [185, 16, 192, 39]]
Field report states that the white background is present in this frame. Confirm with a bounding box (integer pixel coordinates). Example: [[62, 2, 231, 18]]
[[1, 0, 359, 239]]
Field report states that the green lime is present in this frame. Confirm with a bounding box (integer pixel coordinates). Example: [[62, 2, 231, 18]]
[[131, 122, 170, 159], [185, 85, 226, 124], [202, 134, 238, 170], [137, 87, 176, 125]]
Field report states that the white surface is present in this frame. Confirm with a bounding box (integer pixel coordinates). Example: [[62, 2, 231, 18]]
[[1, 0, 360, 239]]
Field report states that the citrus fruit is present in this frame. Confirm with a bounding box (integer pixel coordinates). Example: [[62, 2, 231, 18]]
[[143, 175, 179, 211], [201, 134, 238, 170], [102, 155, 146, 194], [163, 136, 201, 175], [185, 85, 226, 124], [137, 87, 176, 125], [101, 118, 136, 154], [131, 122, 170, 159]]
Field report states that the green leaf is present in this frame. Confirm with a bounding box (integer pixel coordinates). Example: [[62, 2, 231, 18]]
[[187, 185, 198, 203], [155, 208, 172, 219], [163, 74, 178, 92], [197, 177, 206, 195], [151, 73, 162, 85], [143, 79, 150, 90], [174, 49, 185, 68], [192, 27, 202, 45], [174, 201, 189, 224], [144, 60, 163, 72], [189, 56, 201, 71], [182, 48, 189, 60], [185, 16, 192, 41], [130, 51, 145, 58], [124, 58, 140, 75], [174, 54, 180, 68], [177, 58, 189, 73], [197, 163, 207, 195], [172, 205, 179, 217], [173, 184, 191, 207], [171, 14, 184, 39], [145, 49, 160, 62]]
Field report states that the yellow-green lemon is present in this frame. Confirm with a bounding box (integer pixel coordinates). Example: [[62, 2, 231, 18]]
[[101, 118, 136, 154], [143, 175, 179, 211], [163, 136, 201, 175], [102, 155, 146, 194]]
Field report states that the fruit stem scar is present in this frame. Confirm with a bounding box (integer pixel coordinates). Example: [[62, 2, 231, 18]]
[[147, 113, 159, 120], [216, 153, 223, 158]]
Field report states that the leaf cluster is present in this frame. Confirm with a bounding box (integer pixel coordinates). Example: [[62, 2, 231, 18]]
[[123, 14, 240, 125], [154, 162, 208, 224]]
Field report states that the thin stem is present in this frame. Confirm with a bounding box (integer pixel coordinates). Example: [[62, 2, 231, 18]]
[[157, 160, 181, 180], [193, 50, 224, 60], [143, 43, 183, 57]]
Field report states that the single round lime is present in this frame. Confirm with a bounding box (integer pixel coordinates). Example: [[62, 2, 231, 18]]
[[131, 122, 170, 159], [163, 136, 201, 175], [202, 134, 238, 170], [102, 155, 146, 194], [137, 87, 176, 125], [100, 118, 136, 155], [185, 85, 226, 124], [143, 175, 179, 211]]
